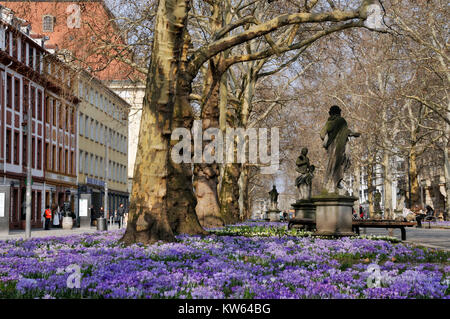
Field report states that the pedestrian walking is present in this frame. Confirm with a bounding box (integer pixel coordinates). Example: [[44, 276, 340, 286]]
[[52, 207, 60, 228], [117, 203, 126, 229], [90, 205, 97, 226], [44, 206, 52, 230]]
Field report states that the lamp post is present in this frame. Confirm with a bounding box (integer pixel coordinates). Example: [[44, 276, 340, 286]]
[[104, 127, 109, 219], [25, 92, 32, 238]]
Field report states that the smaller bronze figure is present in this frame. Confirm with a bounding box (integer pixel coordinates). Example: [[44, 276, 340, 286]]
[[269, 185, 279, 210]]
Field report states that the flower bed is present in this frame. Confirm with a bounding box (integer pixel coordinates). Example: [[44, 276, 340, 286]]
[[0, 224, 448, 299]]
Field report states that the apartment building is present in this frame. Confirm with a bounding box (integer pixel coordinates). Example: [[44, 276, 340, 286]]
[[76, 71, 129, 219], [0, 5, 79, 231]]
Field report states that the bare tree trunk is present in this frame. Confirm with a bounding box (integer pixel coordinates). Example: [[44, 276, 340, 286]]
[[121, 0, 190, 245], [193, 1, 225, 228], [409, 146, 420, 206], [383, 151, 393, 219], [444, 133, 450, 212], [240, 165, 250, 220], [193, 64, 223, 227], [367, 157, 375, 218], [219, 163, 241, 224], [168, 34, 208, 235], [353, 165, 361, 212]]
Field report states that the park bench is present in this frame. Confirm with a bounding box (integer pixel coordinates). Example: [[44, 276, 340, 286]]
[[423, 215, 437, 229], [352, 220, 416, 240], [288, 219, 416, 240]]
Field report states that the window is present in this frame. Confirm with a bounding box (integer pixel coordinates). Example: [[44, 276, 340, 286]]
[[45, 142, 50, 170], [90, 154, 94, 176], [52, 100, 57, 126], [12, 34, 17, 58], [59, 147, 63, 172], [65, 107, 69, 130], [71, 151, 75, 175], [6, 74, 12, 108], [52, 145, 56, 171], [59, 104, 63, 129], [84, 116, 89, 137], [71, 110, 75, 134], [14, 78, 20, 112], [90, 119, 94, 140], [65, 149, 68, 174], [84, 153, 88, 175], [37, 90, 42, 121], [22, 133, 27, 166], [45, 96, 50, 123], [42, 15, 55, 32], [0, 28, 5, 50], [37, 53, 42, 73], [23, 82, 28, 114], [6, 129, 11, 163], [99, 158, 103, 178], [14, 131, 19, 164], [79, 151, 83, 173], [28, 46, 33, 68], [95, 156, 98, 177], [78, 81, 83, 98], [21, 40, 26, 62], [32, 137, 35, 169], [5, 31, 9, 55], [31, 87, 36, 118], [79, 114, 84, 136]]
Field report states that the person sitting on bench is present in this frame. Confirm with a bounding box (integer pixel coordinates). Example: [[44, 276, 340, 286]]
[[413, 205, 426, 228]]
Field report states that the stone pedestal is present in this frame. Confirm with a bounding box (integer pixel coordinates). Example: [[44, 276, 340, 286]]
[[311, 195, 357, 236], [62, 216, 74, 230], [292, 200, 316, 220], [291, 200, 316, 231], [266, 209, 281, 222]]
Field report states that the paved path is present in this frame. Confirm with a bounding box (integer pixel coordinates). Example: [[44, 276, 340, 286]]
[[1, 224, 449, 251], [0, 224, 125, 241], [362, 227, 450, 251]]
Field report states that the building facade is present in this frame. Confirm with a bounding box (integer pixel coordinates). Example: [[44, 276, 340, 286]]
[[76, 71, 129, 218], [1, 0, 145, 195], [0, 5, 78, 230]]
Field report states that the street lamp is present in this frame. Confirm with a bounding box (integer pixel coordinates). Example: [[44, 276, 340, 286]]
[[24, 94, 32, 238]]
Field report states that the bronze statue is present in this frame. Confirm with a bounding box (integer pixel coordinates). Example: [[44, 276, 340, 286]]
[[269, 185, 279, 210], [320, 105, 360, 194], [295, 148, 315, 200]]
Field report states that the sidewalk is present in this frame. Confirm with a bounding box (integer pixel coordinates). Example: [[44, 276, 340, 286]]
[[363, 227, 450, 251], [0, 227, 98, 240]]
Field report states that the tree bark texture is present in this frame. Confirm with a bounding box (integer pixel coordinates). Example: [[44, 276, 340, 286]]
[[121, 0, 191, 245]]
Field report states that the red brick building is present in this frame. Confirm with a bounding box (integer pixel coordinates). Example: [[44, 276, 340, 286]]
[[0, 0, 134, 81]]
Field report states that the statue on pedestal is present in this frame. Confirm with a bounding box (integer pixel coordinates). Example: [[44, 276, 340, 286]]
[[320, 105, 360, 194], [268, 185, 279, 210], [295, 148, 315, 200]]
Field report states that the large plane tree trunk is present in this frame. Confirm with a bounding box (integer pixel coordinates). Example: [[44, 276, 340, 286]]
[[168, 34, 208, 235], [121, 0, 191, 245], [193, 1, 225, 228]]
